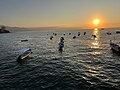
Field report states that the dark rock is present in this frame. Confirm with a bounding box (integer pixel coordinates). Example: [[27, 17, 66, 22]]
[[0, 26, 10, 33]]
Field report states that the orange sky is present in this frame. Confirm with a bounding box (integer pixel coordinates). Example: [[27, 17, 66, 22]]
[[0, 0, 120, 28]]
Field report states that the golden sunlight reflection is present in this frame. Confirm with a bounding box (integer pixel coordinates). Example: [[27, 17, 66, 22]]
[[92, 42, 99, 46], [91, 41, 100, 48], [93, 28, 99, 35], [94, 28, 98, 31], [90, 28, 100, 49]]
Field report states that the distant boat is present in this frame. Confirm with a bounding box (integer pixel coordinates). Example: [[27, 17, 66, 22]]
[[21, 39, 28, 42], [69, 33, 71, 35], [73, 36, 77, 39], [110, 40, 120, 53], [101, 28, 104, 30], [116, 31, 120, 34], [106, 32, 112, 35], [17, 48, 32, 62]]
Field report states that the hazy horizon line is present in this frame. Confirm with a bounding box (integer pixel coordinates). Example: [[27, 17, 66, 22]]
[[1, 24, 120, 30]]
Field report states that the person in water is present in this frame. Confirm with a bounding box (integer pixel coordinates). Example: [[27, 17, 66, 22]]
[[58, 37, 64, 52]]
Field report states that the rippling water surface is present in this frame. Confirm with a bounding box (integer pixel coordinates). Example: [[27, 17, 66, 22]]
[[0, 29, 120, 90]]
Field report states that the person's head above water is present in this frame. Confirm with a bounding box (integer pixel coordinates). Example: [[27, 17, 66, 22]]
[[61, 37, 64, 40], [60, 37, 64, 42]]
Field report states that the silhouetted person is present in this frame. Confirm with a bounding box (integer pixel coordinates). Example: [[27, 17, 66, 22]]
[[92, 35, 97, 38], [58, 37, 64, 52], [84, 32, 86, 35], [78, 32, 80, 36]]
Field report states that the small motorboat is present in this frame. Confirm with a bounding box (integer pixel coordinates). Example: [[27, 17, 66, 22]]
[[21, 39, 28, 42], [106, 32, 112, 35], [110, 40, 120, 53], [101, 28, 104, 30], [17, 48, 32, 62], [73, 36, 77, 39], [116, 31, 120, 34], [69, 33, 71, 35]]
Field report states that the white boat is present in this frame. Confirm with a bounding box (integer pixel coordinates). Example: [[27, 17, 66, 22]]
[[110, 40, 120, 53], [17, 48, 32, 62]]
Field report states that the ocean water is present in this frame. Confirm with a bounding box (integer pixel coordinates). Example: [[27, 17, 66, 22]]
[[0, 29, 120, 90]]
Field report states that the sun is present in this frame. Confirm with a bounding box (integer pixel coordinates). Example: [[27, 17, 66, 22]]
[[93, 19, 100, 25]]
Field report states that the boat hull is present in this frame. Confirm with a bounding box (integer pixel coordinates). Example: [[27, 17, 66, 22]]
[[17, 49, 32, 62], [110, 42, 120, 54]]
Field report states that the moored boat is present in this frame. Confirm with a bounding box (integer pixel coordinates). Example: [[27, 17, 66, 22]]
[[106, 32, 112, 35], [116, 31, 120, 34], [101, 28, 104, 30], [21, 39, 28, 42], [17, 48, 32, 62], [110, 40, 120, 53]]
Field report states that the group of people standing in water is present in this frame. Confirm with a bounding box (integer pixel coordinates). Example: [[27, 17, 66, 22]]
[[50, 32, 87, 53]]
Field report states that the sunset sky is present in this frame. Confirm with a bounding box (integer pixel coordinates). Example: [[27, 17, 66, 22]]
[[0, 0, 120, 28]]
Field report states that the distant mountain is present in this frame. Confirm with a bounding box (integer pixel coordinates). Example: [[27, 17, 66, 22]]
[[0, 25, 26, 31], [0, 25, 82, 31], [1, 25, 120, 31], [4, 25, 120, 31]]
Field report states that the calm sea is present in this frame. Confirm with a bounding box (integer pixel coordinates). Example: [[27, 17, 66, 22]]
[[0, 28, 120, 90]]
